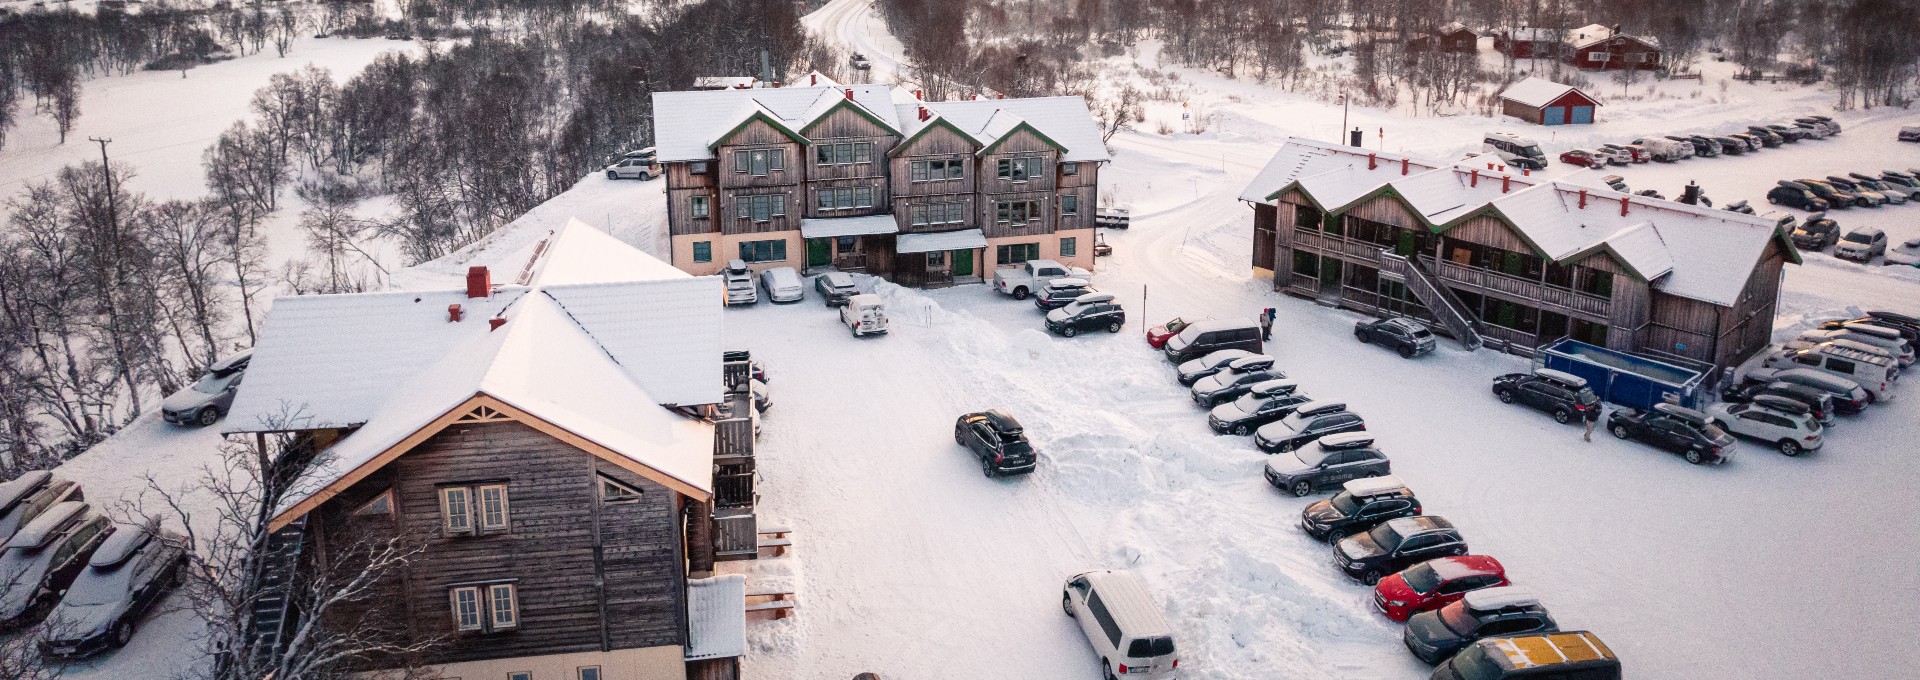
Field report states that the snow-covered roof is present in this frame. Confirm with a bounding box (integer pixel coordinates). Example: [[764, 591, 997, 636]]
[[896, 96, 1109, 163], [1566, 24, 1657, 49], [651, 85, 901, 162], [693, 76, 758, 89], [1505, 27, 1559, 42], [897, 228, 988, 253], [1437, 21, 1473, 35], [1500, 77, 1594, 109], [801, 214, 901, 238], [1239, 137, 1444, 206], [685, 575, 747, 660], [1389, 164, 1551, 225], [787, 70, 839, 88]]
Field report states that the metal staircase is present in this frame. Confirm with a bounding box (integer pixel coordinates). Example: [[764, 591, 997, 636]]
[[247, 518, 307, 668], [1380, 253, 1483, 350]]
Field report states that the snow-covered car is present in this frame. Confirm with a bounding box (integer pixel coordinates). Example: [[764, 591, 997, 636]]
[[1866, 171, 1920, 200], [1788, 212, 1840, 251], [1719, 382, 1836, 425], [991, 259, 1090, 299], [1765, 123, 1809, 142], [1845, 174, 1915, 202], [1746, 126, 1785, 146], [840, 294, 888, 337], [1797, 116, 1840, 135], [0, 502, 113, 630], [1373, 555, 1506, 623], [604, 156, 659, 181], [954, 409, 1037, 477], [1798, 327, 1913, 366], [1833, 227, 1887, 262], [1189, 363, 1286, 407], [1354, 317, 1435, 358], [1591, 147, 1633, 165], [759, 266, 804, 303], [1704, 400, 1824, 457], [1712, 136, 1748, 155], [850, 53, 871, 69], [1301, 474, 1422, 544], [1823, 176, 1890, 205], [160, 351, 251, 427], [1598, 143, 1648, 163], [1333, 515, 1467, 585], [1902, 126, 1920, 142], [1740, 367, 1869, 414], [1148, 316, 1198, 350], [1045, 293, 1125, 337], [0, 473, 81, 548], [1253, 401, 1364, 453], [1208, 383, 1311, 435], [1061, 570, 1179, 679], [814, 272, 860, 306], [723, 260, 758, 305], [1403, 587, 1559, 664], [1605, 403, 1736, 465], [1174, 349, 1260, 386], [41, 524, 187, 658], [1262, 432, 1390, 498], [1557, 149, 1608, 168], [1631, 137, 1691, 161]]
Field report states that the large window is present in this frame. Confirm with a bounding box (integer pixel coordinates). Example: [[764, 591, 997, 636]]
[[815, 142, 874, 166], [910, 203, 966, 226], [732, 149, 785, 176], [736, 195, 787, 223], [911, 158, 965, 182], [739, 239, 788, 263], [1346, 217, 1406, 249], [817, 186, 874, 211], [1578, 269, 1614, 299], [440, 483, 509, 534], [449, 582, 517, 633], [997, 157, 1041, 181], [997, 242, 1040, 264], [996, 201, 1041, 226]]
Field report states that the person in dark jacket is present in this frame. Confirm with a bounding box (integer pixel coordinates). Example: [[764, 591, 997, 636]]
[[1583, 403, 1602, 442], [1260, 307, 1275, 341]]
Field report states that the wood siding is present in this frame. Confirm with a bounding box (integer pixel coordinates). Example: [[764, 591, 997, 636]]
[[715, 119, 803, 190], [981, 190, 1055, 239], [1345, 193, 1423, 230], [314, 421, 686, 668], [977, 129, 1060, 195], [1443, 214, 1532, 253], [889, 124, 980, 199], [799, 104, 900, 183], [894, 194, 977, 234], [1055, 163, 1099, 232]]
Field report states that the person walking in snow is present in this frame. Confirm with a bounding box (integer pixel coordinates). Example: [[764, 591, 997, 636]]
[[1259, 307, 1274, 341], [1583, 403, 1601, 442]]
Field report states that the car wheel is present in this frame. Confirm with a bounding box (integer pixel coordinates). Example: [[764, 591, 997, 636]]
[[1398, 345, 1414, 358], [955, 424, 965, 445], [1104, 664, 1119, 680], [1362, 569, 1384, 586], [1291, 480, 1312, 497], [605, 170, 618, 180], [1233, 424, 1250, 436], [1063, 592, 1076, 617], [982, 457, 996, 478], [1778, 439, 1802, 457], [196, 407, 222, 427], [1497, 389, 1515, 404], [1355, 329, 1370, 344], [1552, 408, 1570, 424], [1062, 326, 1077, 337], [639, 172, 652, 181], [1325, 530, 1345, 545], [111, 620, 133, 648], [1685, 449, 1705, 465], [1610, 424, 1630, 440], [1012, 287, 1030, 300], [1107, 321, 1122, 333]]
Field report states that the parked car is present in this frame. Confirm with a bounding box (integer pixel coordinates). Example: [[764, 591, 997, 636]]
[[1598, 175, 1629, 192], [1208, 381, 1310, 435], [758, 267, 805, 303], [1404, 587, 1558, 664], [1334, 515, 1467, 585], [840, 294, 889, 337], [603, 156, 660, 181], [1704, 399, 1824, 456], [1354, 318, 1436, 358], [850, 53, 871, 69], [1045, 292, 1126, 337], [1095, 207, 1132, 229], [1061, 570, 1179, 680], [954, 409, 1038, 477], [1373, 555, 1507, 623], [1490, 368, 1601, 425], [1176, 350, 1263, 386], [1631, 137, 1690, 161], [0, 473, 81, 548], [1033, 278, 1096, 311], [1719, 380, 1837, 425], [1847, 173, 1918, 201], [1254, 401, 1364, 453], [1163, 319, 1263, 364], [1598, 143, 1648, 163], [1798, 115, 1840, 135], [1768, 181, 1831, 212], [1765, 123, 1809, 142], [1799, 179, 1868, 208], [1431, 631, 1621, 680], [991, 259, 1089, 300], [1745, 126, 1785, 147], [1301, 475, 1422, 544], [1883, 238, 1920, 268], [1799, 327, 1914, 366], [1712, 136, 1749, 155], [1147, 316, 1197, 350], [1556, 149, 1608, 168], [1739, 367, 1870, 414], [1794, 119, 1831, 138], [1788, 211, 1840, 250], [1606, 403, 1736, 465], [40, 524, 188, 658], [814, 271, 860, 306], [1589, 146, 1632, 165], [1190, 360, 1286, 407], [1673, 135, 1718, 157], [1833, 227, 1888, 262], [1902, 126, 1920, 142], [1482, 132, 1549, 170], [1869, 171, 1920, 200], [723, 260, 758, 305], [1818, 316, 1920, 344], [0, 502, 113, 630], [1263, 432, 1390, 497], [160, 351, 252, 427], [1823, 176, 1892, 205], [1762, 341, 1897, 402], [1729, 132, 1764, 151]]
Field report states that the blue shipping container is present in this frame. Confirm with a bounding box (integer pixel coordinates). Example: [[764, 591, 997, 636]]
[[1538, 339, 1706, 411]]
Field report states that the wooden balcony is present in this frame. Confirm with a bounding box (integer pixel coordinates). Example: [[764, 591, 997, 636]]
[[1290, 228, 1391, 264], [1433, 260, 1610, 319]]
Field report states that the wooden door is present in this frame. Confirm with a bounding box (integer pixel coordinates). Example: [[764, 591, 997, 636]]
[[953, 249, 974, 277]]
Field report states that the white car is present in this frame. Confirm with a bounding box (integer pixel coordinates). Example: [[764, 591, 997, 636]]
[[1883, 237, 1920, 268], [991, 259, 1091, 299], [759, 266, 804, 303], [1704, 400, 1824, 456], [1592, 147, 1632, 165], [1798, 327, 1914, 366], [604, 156, 659, 180], [723, 260, 758, 305], [841, 293, 889, 337]]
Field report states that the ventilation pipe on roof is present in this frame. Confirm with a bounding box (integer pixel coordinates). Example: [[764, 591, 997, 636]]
[[1487, 162, 1495, 170], [448, 304, 463, 323], [1502, 175, 1511, 193], [844, 88, 854, 100], [1522, 168, 1531, 176], [918, 106, 929, 121], [914, 89, 923, 100], [809, 74, 818, 86], [489, 317, 508, 331], [1368, 153, 1377, 170], [1621, 196, 1630, 216], [1401, 157, 1409, 175], [997, 93, 1005, 99], [1579, 189, 1589, 209], [1470, 168, 1479, 187], [466, 266, 491, 298]]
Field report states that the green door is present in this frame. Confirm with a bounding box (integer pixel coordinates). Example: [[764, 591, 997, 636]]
[[953, 249, 974, 276], [807, 238, 831, 267]]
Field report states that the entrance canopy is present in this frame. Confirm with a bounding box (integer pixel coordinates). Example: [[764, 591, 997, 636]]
[[897, 228, 988, 254], [801, 214, 900, 239]]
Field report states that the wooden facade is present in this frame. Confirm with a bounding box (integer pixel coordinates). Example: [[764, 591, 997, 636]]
[[890, 120, 981, 235], [1502, 89, 1599, 126], [1569, 34, 1661, 70]]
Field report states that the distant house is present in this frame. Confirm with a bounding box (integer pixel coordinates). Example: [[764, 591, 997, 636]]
[[787, 70, 839, 88], [694, 76, 760, 90], [1408, 22, 1478, 53], [1565, 24, 1660, 70], [1494, 27, 1562, 59], [1500, 77, 1600, 126]]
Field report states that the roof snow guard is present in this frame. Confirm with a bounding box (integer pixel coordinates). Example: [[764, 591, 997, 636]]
[[230, 220, 724, 529]]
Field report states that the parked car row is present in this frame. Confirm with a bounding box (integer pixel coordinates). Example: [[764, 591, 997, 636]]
[[0, 472, 186, 659], [722, 265, 893, 338], [1767, 170, 1920, 214], [1622, 116, 1842, 165]]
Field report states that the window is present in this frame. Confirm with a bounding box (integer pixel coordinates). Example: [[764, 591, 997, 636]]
[[353, 489, 394, 517], [1293, 204, 1322, 230], [926, 251, 946, 266], [1292, 250, 1319, 276], [1061, 195, 1078, 215], [489, 584, 518, 628], [451, 587, 482, 631], [692, 241, 712, 263], [1060, 237, 1077, 257], [734, 149, 783, 176], [577, 668, 601, 680], [441, 484, 507, 534], [1085, 591, 1123, 647], [478, 484, 509, 531], [997, 243, 1040, 264], [448, 583, 516, 632], [817, 187, 875, 211], [996, 201, 1040, 225], [815, 142, 873, 166], [836, 236, 857, 251], [739, 239, 788, 263], [1062, 162, 1079, 176], [911, 158, 965, 182], [510, 673, 532, 680], [690, 161, 709, 175], [736, 195, 787, 222], [691, 196, 709, 219], [997, 157, 1040, 181], [600, 474, 642, 504], [441, 487, 472, 533], [1588, 51, 1609, 62], [910, 203, 965, 226]]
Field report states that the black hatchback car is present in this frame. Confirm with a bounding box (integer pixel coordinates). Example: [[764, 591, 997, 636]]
[[1299, 474, 1422, 542], [954, 409, 1038, 477], [1607, 403, 1736, 465], [1043, 293, 1125, 337], [1033, 279, 1095, 311], [1254, 401, 1365, 453], [1334, 515, 1467, 585], [41, 524, 188, 658], [1789, 212, 1840, 250], [1768, 182, 1830, 212], [1263, 432, 1391, 497], [1403, 586, 1559, 664], [1491, 368, 1601, 424], [1354, 318, 1437, 358], [1190, 365, 1288, 407]]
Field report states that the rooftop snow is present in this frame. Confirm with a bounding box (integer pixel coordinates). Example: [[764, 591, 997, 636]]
[[685, 575, 747, 660], [895, 96, 1110, 163], [651, 85, 900, 162], [1239, 137, 1444, 206], [1500, 77, 1593, 109], [801, 214, 901, 238], [897, 228, 988, 253]]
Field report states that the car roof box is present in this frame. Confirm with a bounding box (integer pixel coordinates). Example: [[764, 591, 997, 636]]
[[1293, 400, 1347, 417], [1229, 354, 1276, 370], [1072, 292, 1116, 305], [1533, 368, 1587, 388], [981, 409, 1023, 434], [1048, 278, 1089, 289], [89, 523, 153, 568], [1249, 379, 1299, 397], [1341, 475, 1409, 498], [0, 471, 52, 513], [1653, 402, 1708, 421], [1317, 431, 1374, 450], [1750, 394, 1811, 415], [1464, 585, 1540, 613], [7, 501, 86, 549]]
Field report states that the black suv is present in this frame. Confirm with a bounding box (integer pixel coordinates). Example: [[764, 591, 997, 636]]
[[1263, 432, 1391, 497], [1789, 212, 1840, 250], [1799, 179, 1866, 208], [1299, 475, 1422, 542], [814, 272, 859, 307], [1720, 380, 1836, 424], [1403, 587, 1559, 664], [1209, 387, 1312, 435], [1176, 350, 1261, 386], [1354, 318, 1437, 358], [1606, 403, 1736, 465], [954, 409, 1037, 477], [1491, 369, 1601, 424], [1746, 126, 1784, 146], [1033, 279, 1095, 312], [1334, 515, 1467, 585], [1190, 364, 1287, 407], [1043, 293, 1125, 337], [1768, 182, 1830, 212], [1254, 401, 1365, 453]]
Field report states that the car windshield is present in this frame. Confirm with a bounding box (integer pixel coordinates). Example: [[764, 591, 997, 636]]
[[1276, 412, 1309, 432], [1294, 444, 1330, 468], [1366, 523, 1405, 550], [1446, 646, 1507, 680], [1400, 562, 1442, 594], [192, 371, 237, 394], [65, 563, 138, 606], [1061, 301, 1093, 316], [1329, 492, 1362, 516], [1844, 233, 1873, 244], [1233, 394, 1263, 412], [1518, 145, 1543, 158], [1439, 602, 1482, 635]]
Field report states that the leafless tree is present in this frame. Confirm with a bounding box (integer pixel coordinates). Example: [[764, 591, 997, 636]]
[[140, 200, 230, 373]]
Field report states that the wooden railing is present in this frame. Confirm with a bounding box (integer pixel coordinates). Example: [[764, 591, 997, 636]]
[[714, 418, 753, 460], [833, 254, 869, 271], [713, 510, 758, 561], [1434, 260, 1610, 318], [1383, 253, 1482, 350], [1292, 228, 1325, 251], [1289, 272, 1320, 295]]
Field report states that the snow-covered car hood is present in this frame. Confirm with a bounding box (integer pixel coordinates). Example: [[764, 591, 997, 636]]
[[1192, 373, 1236, 393], [1254, 419, 1300, 441], [1339, 534, 1384, 560], [1045, 308, 1071, 323], [44, 600, 120, 641], [1301, 499, 1344, 525], [1264, 452, 1310, 476], [1210, 401, 1253, 422], [161, 388, 215, 412]]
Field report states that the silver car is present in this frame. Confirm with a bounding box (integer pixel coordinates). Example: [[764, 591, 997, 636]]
[[159, 352, 250, 427]]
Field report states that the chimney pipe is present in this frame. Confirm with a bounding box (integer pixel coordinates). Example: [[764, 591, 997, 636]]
[[844, 87, 854, 100], [1502, 175, 1511, 193], [448, 304, 463, 323], [997, 93, 1005, 99], [914, 89, 923, 100], [1579, 189, 1589, 209], [1487, 162, 1495, 170], [1401, 157, 1409, 175], [466, 266, 491, 298], [1470, 169, 1479, 187], [489, 317, 508, 331], [809, 74, 817, 85], [1621, 196, 1630, 216], [1368, 153, 1377, 170], [918, 106, 929, 121]]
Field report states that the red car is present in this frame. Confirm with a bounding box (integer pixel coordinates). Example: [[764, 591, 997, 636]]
[[1558, 149, 1607, 168], [1372, 555, 1508, 622], [1147, 317, 1195, 349]]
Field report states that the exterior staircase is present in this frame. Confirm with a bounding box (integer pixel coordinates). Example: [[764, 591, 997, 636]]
[[246, 517, 307, 668], [1380, 253, 1483, 350]]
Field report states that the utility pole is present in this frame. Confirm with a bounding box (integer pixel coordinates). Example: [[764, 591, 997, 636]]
[[1340, 94, 1349, 145], [90, 137, 118, 232], [88, 136, 142, 415]]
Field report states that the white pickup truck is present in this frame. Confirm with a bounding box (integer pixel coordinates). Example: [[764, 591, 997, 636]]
[[991, 259, 1091, 300]]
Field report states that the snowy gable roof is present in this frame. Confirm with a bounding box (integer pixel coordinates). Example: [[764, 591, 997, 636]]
[[900, 96, 1109, 162], [1506, 27, 1559, 42], [651, 85, 901, 162], [787, 70, 839, 88], [1239, 137, 1443, 206], [541, 277, 725, 408], [1500, 77, 1594, 109], [1389, 164, 1550, 226]]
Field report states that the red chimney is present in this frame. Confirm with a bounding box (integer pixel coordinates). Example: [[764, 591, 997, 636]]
[[997, 93, 1005, 99], [1401, 157, 1409, 175], [1502, 175, 1511, 193], [1470, 168, 1479, 187], [844, 87, 854, 100], [489, 317, 508, 331], [914, 89, 923, 100], [1578, 189, 1588, 209], [809, 74, 817, 86], [1368, 153, 1377, 170], [1620, 196, 1630, 216], [448, 304, 463, 323], [1487, 162, 1495, 170], [918, 106, 929, 121], [466, 266, 491, 298]]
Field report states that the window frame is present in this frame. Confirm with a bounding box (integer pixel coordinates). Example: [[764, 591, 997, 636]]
[[450, 586, 483, 631], [488, 583, 519, 629], [692, 241, 713, 263], [353, 488, 395, 518], [1061, 161, 1079, 176], [1060, 236, 1077, 257], [478, 484, 510, 531], [691, 195, 710, 219], [1061, 194, 1078, 215], [440, 487, 473, 534], [578, 667, 602, 680], [600, 474, 643, 504]]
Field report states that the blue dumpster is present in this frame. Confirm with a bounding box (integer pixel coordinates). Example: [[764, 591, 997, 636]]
[[1538, 339, 1706, 410]]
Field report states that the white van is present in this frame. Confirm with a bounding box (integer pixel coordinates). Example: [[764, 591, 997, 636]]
[[1798, 327, 1913, 366], [1631, 136, 1692, 162], [840, 294, 889, 337], [1763, 341, 1898, 402], [1062, 570, 1179, 679], [759, 266, 805, 303]]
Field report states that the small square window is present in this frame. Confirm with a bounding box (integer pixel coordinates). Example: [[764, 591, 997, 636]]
[[1062, 195, 1078, 215], [509, 673, 532, 680], [1061, 237, 1077, 257], [577, 668, 601, 680], [690, 161, 709, 175], [691, 196, 709, 219], [693, 241, 712, 263]]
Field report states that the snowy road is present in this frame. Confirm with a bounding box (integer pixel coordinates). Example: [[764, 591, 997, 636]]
[[802, 0, 908, 86]]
